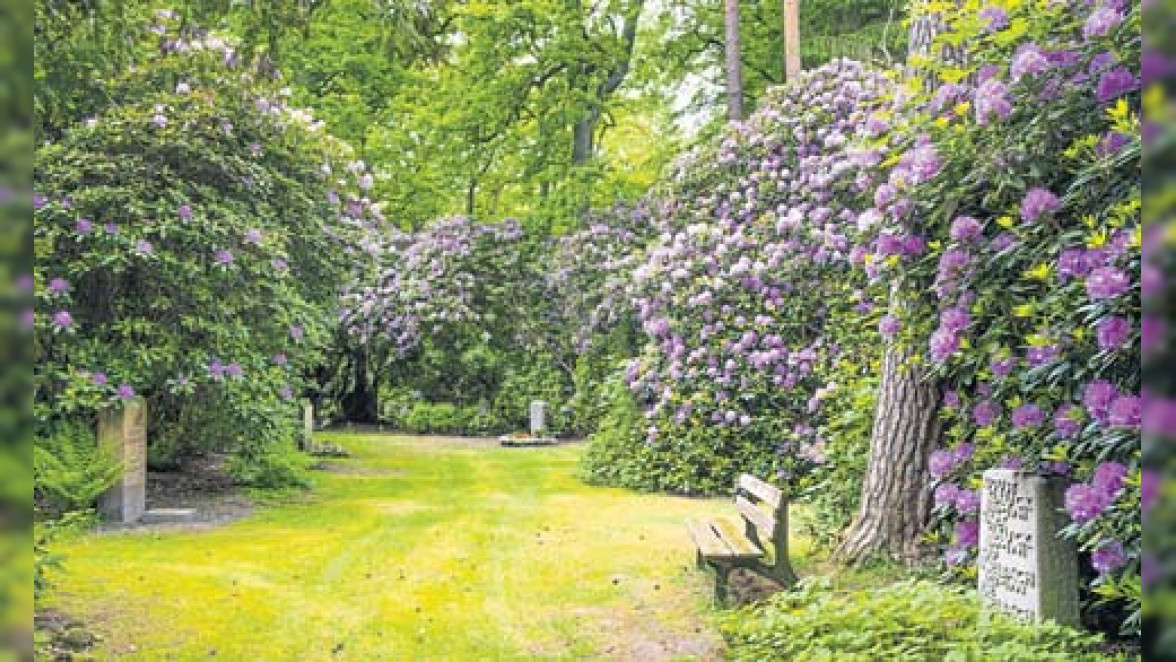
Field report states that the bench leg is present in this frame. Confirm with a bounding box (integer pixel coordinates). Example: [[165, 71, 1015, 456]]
[[713, 564, 731, 607]]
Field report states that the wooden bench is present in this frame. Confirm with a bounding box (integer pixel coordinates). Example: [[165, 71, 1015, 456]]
[[686, 473, 797, 604]]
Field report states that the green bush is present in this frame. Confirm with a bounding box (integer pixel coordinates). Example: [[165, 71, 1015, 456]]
[[722, 578, 1128, 662], [33, 421, 121, 518]]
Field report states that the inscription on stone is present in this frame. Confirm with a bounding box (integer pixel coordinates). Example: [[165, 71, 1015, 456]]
[[979, 469, 1079, 626], [98, 397, 147, 523]]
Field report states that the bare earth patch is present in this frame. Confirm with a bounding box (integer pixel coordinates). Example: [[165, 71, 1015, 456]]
[[101, 454, 253, 531]]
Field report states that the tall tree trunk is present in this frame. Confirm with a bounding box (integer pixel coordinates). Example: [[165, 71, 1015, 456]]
[[572, 108, 599, 165], [782, 0, 801, 81], [723, 0, 744, 121], [341, 346, 378, 424], [834, 2, 951, 565], [835, 337, 942, 562]]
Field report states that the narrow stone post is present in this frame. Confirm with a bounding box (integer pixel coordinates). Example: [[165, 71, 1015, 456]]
[[98, 397, 147, 523], [302, 400, 315, 449], [978, 469, 1080, 626], [529, 401, 547, 437]]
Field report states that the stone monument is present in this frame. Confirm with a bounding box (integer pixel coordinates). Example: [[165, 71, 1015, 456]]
[[529, 401, 547, 437], [302, 400, 315, 448], [978, 469, 1080, 626], [98, 397, 147, 523]]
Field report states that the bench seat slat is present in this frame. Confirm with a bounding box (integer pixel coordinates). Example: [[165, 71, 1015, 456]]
[[686, 519, 735, 559], [712, 517, 764, 558]]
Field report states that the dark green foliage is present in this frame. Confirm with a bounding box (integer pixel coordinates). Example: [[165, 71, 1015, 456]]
[[33, 422, 121, 519], [722, 578, 1129, 661]]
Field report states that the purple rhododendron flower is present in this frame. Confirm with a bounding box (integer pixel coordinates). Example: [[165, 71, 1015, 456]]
[[117, 383, 136, 399], [952, 443, 975, 465], [1143, 391, 1176, 438], [48, 278, 70, 294], [20, 309, 33, 331], [51, 310, 72, 329], [1084, 380, 1119, 424], [1091, 540, 1128, 575], [1000, 455, 1025, 470], [178, 204, 193, 221], [104, 222, 118, 235], [1095, 316, 1132, 350], [1096, 67, 1139, 103], [1086, 267, 1131, 300], [973, 400, 1000, 427], [245, 229, 264, 244], [279, 385, 294, 401], [979, 5, 1009, 31], [1020, 187, 1060, 222], [975, 79, 1012, 124], [1065, 484, 1111, 523], [943, 391, 961, 409], [929, 450, 955, 479], [1011, 44, 1051, 80], [1141, 263, 1162, 298], [929, 329, 960, 362], [273, 353, 289, 366], [879, 315, 902, 339], [1027, 345, 1059, 367], [1053, 404, 1083, 438], [935, 483, 962, 508], [1012, 403, 1044, 429], [955, 490, 981, 514], [1108, 394, 1141, 428], [949, 216, 983, 242], [75, 218, 94, 234], [945, 547, 969, 566], [215, 250, 235, 266], [136, 239, 154, 255], [208, 361, 226, 378], [940, 308, 970, 333], [955, 521, 980, 547], [226, 363, 244, 378], [1093, 461, 1129, 494], [290, 325, 305, 342], [1084, 3, 1124, 39], [92, 372, 108, 386], [991, 355, 1016, 378]]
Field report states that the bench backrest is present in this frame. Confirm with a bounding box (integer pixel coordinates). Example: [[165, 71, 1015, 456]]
[[734, 473, 786, 549]]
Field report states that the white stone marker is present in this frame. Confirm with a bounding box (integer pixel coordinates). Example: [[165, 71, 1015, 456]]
[[978, 469, 1080, 626], [529, 401, 547, 437], [303, 400, 315, 446], [98, 397, 147, 523]]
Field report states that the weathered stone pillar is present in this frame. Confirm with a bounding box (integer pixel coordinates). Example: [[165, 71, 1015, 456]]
[[302, 400, 315, 448], [978, 469, 1080, 626], [98, 398, 147, 523], [529, 401, 547, 437]]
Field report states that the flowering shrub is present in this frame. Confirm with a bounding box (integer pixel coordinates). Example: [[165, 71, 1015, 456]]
[[34, 15, 378, 484], [584, 60, 894, 494], [854, 0, 1142, 632]]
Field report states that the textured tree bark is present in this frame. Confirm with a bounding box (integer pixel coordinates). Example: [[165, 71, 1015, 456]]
[[835, 2, 954, 564], [835, 345, 942, 563], [723, 0, 744, 121]]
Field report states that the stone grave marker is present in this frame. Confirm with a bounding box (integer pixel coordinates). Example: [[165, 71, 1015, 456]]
[[302, 400, 315, 448], [978, 469, 1080, 626], [529, 401, 547, 437], [98, 397, 147, 523]]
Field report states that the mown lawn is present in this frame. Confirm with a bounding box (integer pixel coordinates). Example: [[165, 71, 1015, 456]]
[[46, 433, 810, 660]]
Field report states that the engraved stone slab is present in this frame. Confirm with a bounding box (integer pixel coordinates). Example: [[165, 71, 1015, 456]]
[[529, 401, 547, 436], [98, 398, 147, 524], [979, 469, 1080, 626], [140, 508, 199, 525]]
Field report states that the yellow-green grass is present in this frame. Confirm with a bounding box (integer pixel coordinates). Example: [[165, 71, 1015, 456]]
[[45, 433, 817, 660]]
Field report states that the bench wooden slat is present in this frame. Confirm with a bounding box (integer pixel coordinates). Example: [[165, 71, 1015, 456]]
[[736, 495, 777, 538], [738, 473, 783, 510], [686, 519, 735, 559], [712, 517, 764, 558]]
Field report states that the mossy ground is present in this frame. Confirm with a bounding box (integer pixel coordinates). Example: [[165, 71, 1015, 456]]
[[44, 433, 822, 660]]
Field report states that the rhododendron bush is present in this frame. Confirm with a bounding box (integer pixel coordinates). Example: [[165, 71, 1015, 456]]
[[34, 16, 378, 484], [853, 0, 1142, 631], [584, 0, 1141, 633], [340, 207, 651, 435], [583, 61, 894, 494]]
